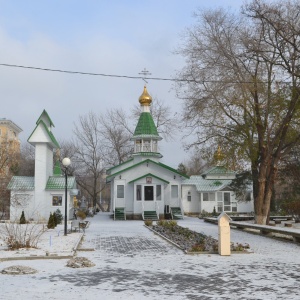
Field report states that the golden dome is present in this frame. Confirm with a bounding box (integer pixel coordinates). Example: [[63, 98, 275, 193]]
[[139, 85, 152, 106], [214, 145, 225, 165]]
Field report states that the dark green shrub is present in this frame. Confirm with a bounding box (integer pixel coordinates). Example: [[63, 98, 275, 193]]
[[20, 211, 26, 224], [54, 209, 63, 224], [53, 212, 58, 226], [47, 212, 55, 229]]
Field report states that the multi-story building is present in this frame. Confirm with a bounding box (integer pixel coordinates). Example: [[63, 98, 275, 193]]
[[0, 118, 22, 175], [0, 118, 22, 218]]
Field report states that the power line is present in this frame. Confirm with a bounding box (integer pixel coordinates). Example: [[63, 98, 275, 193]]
[[0, 63, 176, 81], [0, 63, 285, 84]]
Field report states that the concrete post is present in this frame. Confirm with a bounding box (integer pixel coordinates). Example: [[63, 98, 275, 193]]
[[218, 212, 232, 256]]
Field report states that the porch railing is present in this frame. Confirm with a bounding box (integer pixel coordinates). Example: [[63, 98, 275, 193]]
[[142, 201, 145, 220], [155, 202, 159, 220]]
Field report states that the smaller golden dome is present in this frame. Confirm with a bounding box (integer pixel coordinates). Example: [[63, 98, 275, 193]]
[[214, 145, 225, 165], [139, 85, 152, 106]]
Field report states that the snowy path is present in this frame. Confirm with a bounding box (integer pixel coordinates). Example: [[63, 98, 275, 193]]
[[1, 213, 300, 299]]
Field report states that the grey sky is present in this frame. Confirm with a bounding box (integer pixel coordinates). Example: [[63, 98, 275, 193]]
[[0, 0, 243, 168]]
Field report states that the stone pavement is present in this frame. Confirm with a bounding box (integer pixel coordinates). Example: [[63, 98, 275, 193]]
[[1, 212, 300, 299]]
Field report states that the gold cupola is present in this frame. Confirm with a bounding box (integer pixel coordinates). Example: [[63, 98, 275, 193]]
[[139, 85, 152, 106], [214, 145, 225, 165]]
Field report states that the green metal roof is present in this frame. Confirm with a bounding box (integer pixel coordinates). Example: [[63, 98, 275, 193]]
[[27, 120, 60, 149], [202, 166, 235, 177], [132, 152, 162, 158], [7, 176, 34, 190], [128, 173, 170, 184], [106, 159, 189, 181], [46, 176, 76, 189], [133, 112, 159, 137], [182, 176, 232, 192], [36, 109, 55, 127]]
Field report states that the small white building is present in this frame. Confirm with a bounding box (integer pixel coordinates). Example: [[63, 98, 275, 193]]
[[181, 165, 254, 215], [106, 86, 189, 220], [7, 110, 77, 222]]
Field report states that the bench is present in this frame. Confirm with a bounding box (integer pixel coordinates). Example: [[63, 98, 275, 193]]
[[79, 221, 90, 233], [229, 221, 300, 243], [203, 217, 300, 243], [71, 220, 80, 232]]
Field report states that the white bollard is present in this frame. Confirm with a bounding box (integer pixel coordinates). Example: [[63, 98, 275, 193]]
[[218, 212, 232, 256]]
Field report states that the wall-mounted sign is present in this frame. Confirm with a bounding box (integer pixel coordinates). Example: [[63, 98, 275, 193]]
[[146, 177, 152, 184]]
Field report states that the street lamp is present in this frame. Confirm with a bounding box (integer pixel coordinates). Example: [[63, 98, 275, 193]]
[[62, 157, 71, 236]]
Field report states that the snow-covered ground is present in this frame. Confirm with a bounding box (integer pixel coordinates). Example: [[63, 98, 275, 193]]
[[1, 213, 300, 300]]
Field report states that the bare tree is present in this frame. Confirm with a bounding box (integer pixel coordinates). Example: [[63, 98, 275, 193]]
[[72, 112, 106, 211], [0, 135, 22, 219], [18, 143, 35, 176], [176, 0, 300, 224], [98, 109, 133, 166]]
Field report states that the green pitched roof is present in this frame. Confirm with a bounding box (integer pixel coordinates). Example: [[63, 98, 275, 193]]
[[128, 173, 170, 184], [202, 166, 235, 179], [182, 176, 232, 192], [27, 119, 60, 148], [7, 176, 35, 190], [106, 159, 189, 181], [36, 109, 55, 127], [46, 176, 76, 189], [133, 112, 159, 137]]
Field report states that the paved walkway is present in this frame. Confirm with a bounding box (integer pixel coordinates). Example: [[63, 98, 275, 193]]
[[1, 213, 300, 299]]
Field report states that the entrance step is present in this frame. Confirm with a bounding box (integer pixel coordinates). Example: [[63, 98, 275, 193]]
[[171, 207, 183, 220], [114, 207, 126, 220], [143, 210, 159, 221]]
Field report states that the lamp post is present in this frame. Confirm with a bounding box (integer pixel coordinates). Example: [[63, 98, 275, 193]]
[[62, 157, 71, 236]]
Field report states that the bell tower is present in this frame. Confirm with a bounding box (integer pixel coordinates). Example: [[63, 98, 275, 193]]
[[131, 86, 162, 162]]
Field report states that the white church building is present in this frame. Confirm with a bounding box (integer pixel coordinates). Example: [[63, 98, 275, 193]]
[[8, 110, 77, 222], [107, 86, 254, 220], [106, 86, 189, 220]]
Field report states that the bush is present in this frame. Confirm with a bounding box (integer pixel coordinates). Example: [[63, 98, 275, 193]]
[[144, 220, 153, 226], [20, 211, 26, 224], [47, 212, 56, 229], [76, 210, 87, 220], [157, 220, 168, 227], [54, 209, 63, 224], [0, 222, 45, 250]]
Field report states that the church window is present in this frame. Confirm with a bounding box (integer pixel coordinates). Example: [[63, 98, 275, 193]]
[[136, 140, 141, 152], [52, 195, 62, 206], [143, 140, 151, 152], [136, 185, 141, 201], [171, 185, 178, 198], [156, 185, 161, 200], [153, 140, 157, 152], [187, 191, 191, 202], [117, 185, 124, 198], [203, 193, 215, 201]]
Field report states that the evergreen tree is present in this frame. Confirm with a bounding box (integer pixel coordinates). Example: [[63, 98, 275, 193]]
[[53, 211, 58, 226], [54, 209, 63, 224], [19, 210, 26, 224], [47, 212, 55, 229]]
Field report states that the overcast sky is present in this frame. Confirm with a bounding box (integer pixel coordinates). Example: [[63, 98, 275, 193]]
[[0, 0, 243, 168]]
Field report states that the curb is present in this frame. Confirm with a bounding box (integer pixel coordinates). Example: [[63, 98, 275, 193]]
[[0, 233, 84, 262]]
